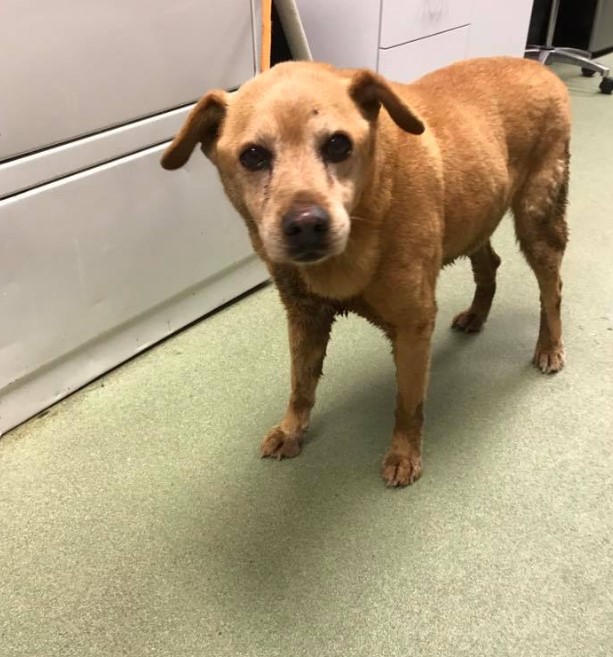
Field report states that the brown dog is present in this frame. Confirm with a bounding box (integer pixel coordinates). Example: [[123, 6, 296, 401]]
[[161, 57, 570, 487]]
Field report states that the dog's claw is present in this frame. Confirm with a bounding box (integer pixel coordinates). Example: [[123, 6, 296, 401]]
[[451, 310, 486, 333], [260, 426, 302, 459], [533, 344, 565, 374], [381, 450, 422, 487]]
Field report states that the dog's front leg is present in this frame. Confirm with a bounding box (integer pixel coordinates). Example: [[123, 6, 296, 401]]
[[383, 314, 436, 486], [261, 301, 334, 459]]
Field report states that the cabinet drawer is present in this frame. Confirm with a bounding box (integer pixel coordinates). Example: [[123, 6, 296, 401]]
[[0, 143, 266, 433], [380, 0, 473, 48], [0, 0, 254, 162], [379, 25, 470, 82]]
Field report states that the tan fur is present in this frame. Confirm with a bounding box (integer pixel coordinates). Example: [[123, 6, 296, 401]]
[[161, 57, 571, 487]]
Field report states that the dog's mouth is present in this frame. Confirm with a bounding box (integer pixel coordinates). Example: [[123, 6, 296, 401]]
[[290, 249, 330, 264]]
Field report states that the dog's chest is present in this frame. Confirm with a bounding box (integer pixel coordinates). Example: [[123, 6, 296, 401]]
[[301, 262, 375, 301], [332, 296, 393, 337]]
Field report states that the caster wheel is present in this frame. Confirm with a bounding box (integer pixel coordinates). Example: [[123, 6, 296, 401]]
[[581, 67, 596, 77], [600, 77, 613, 94]]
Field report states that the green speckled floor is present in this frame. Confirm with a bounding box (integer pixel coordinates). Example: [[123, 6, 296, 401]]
[[1, 61, 612, 657]]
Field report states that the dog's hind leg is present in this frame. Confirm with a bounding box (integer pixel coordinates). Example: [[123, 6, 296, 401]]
[[451, 241, 501, 333], [512, 145, 569, 373]]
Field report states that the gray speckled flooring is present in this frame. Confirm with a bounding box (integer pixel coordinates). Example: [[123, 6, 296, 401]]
[[1, 61, 612, 657]]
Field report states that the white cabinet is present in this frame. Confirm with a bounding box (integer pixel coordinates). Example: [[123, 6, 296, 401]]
[[468, 0, 535, 58], [379, 26, 471, 82], [296, 0, 380, 70], [0, 0, 254, 161], [0, 1, 266, 434], [380, 0, 473, 48], [296, 0, 532, 82], [0, 139, 264, 434]]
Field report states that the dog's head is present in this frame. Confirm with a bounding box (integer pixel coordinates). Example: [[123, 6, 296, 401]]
[[161, 62, 424, 265]]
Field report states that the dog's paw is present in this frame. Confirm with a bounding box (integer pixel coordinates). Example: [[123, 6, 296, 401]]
[[260, 426, 303, 460], [381, 450, 423, 487], [533, 343, 565, 374], [451, 309, 486, 333]]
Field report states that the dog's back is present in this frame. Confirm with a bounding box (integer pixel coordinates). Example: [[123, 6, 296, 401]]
[[389, 57, 571, 262], [409, 56, 570, 160]]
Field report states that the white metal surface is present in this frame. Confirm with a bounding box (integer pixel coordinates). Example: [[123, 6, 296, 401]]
[[0, 144, 266, 434], [379, 26, 471, 82], [294, 0, 533, 73], [0, 106, 192, 199], [0, 0, 254, 161], [467, 0, 534, 58], [294, 0, 380, 69], [380, 0, 473, 49]]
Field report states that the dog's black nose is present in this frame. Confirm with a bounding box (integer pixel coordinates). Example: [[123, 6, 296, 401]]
[[282, 205, 330, 261]]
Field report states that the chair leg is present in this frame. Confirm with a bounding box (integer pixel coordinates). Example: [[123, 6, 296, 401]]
[[555, 46, 592, 58], [547, 50, 610, 77], [539, 49, 552, 64], [524, 47, 542, 61]]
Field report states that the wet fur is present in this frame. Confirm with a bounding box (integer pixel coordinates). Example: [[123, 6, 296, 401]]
[[162, 57, 571, 487]]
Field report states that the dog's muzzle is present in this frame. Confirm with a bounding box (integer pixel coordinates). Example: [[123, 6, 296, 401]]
[[282, 204, 330, 263]]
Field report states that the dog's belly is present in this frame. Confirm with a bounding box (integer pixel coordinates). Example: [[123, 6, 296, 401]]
[[443, 202, 508, 261], [440, 143, 513, 261]]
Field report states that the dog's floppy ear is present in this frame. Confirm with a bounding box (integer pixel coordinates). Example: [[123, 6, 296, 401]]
[[348, 70, 424, 135], [160, 90, 229, 170]]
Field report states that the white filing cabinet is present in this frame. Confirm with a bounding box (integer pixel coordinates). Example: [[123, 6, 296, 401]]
[[296, 0, 534, 81], [0, 0, 266, 434], [379, 0, 473, 49]]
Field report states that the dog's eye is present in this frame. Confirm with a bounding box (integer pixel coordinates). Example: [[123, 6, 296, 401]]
[[321, 132, 353, 163], [239, 145, 272, 171]]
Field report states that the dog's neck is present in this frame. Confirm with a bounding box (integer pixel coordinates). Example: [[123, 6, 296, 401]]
[[296, 228, 381, 299]]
